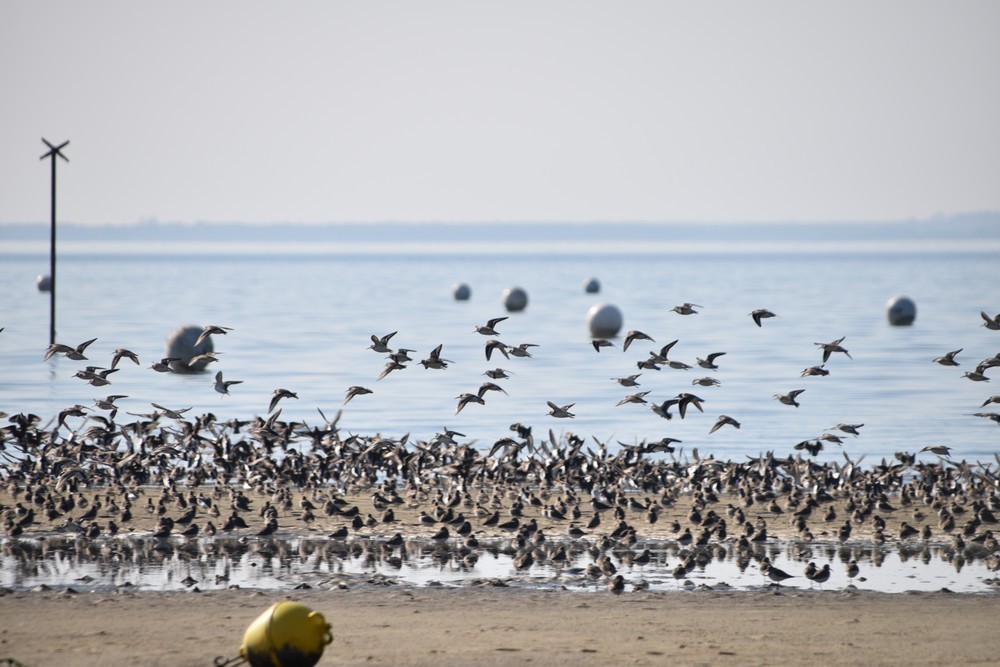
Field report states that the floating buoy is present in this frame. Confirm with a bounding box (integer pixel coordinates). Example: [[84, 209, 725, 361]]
[[36, 274, 52, 292], [587, 303, 623, 338], [886, 295, 917, 326], [584, 277, 600, 294], [452, 282, 471, 301], [503, 286, 528, 312], [216, 601, 333, 667]]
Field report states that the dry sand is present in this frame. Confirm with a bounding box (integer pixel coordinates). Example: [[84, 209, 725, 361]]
[[1, 586, 999, 666]]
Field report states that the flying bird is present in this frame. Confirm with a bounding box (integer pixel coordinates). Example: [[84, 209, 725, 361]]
[[672, 302, 703, 315], [773, 389, 806, 407], [623, 330, 654, 352], [213, 371, 243, 396], [44, 337, 97, 361], [933, 349, 962, 366], [195, 325, 233, 348], [344, 386, 373, 404], [547, 401, 575, 418], [709, 414, 741, 433], [474, 316, 508, 336], [815, 336, 852, 363], [268, 388, 299, 413], [368, 331, 397, 353], [420, 344, 452, 369], [110, 348, 140, 369], [750, 309, 777, 327]]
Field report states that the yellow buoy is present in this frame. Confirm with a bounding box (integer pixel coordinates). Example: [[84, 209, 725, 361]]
[[239, 601, 333, 667]]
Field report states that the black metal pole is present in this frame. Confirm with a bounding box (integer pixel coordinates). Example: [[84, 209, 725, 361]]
[[50, 153, 57, 346], [41, 138, 68, 347]]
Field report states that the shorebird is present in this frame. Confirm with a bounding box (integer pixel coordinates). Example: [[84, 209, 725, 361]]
[[483, 368, 512, 380], [692, 377, 720, 387], [377, 359, 407, 380], [455, 393, 486, 415], [675, 393, 705, 418], [420, 344, 452, 369], [547, 401, 575, 418], [616, 391, 650, 407], [110, 348, 140, 369], [612, 374, 642, 387], [696, 352, 726, 370], [750, 309, 777, 327], [933, 349, 962, 366], [763, 560, 794, 585], [474, 316, 508, 336], [801, 364, 829, 377], [773, 389, 805, 407], [343, 386, 373, 405], [93, 394, 127, 412], [623, 330, 654, 352], [368, 331, 397, 353], [508, 343, 538, 358], [709, 415, 741, 433], [672, 302, 702, 315], [194, 325, 232, 348], [213, 371, 243, 396], [150, 357, 180, 373], [830, 422, 864, 436], [920, 445, 952, 457], [981, 311, 1000, 330], [44, 337, 97, 361], [650, 398, 680, 420], [75, 366, 119, 386], [484, 339, 510, 361], [268, 388, 298, 413], [963, 370, 990, 382], [981, 396, 1000, 408], [150, 403, 192, 420], [592, 338, 615, 352], [477, 381, 508, 398], [815, 336, 852, 362]]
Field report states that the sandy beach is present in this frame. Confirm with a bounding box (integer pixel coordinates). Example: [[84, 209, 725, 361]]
[[1, 585, 998, 666]]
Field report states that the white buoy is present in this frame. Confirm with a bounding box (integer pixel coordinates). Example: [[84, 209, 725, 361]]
[[587, 303, 623, 338], [503, 286, 528, 312], [165, 324, 214, 373], [453, 283, 471, 301], [36, 274, 52, 292], [584, 277, 600, 294], [886, 295, 917, 326]]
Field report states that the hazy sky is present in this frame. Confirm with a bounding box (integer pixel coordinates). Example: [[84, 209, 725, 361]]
[[2, 1, 998, 225]]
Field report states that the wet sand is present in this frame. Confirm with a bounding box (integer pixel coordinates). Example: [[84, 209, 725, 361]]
[[1, 586, 998, 666]]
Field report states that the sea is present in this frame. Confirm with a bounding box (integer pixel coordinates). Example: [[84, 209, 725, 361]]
[[1, 220, 998, 468]]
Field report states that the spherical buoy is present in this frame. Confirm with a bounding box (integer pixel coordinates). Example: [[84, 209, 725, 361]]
[[165, 324, 214, 373], [587, 303, 623, 338], [503, 286, 528, 312], [453, 283, 471, 301], [36, 274, 52, 292], [238, 601, 333, 667], [886, 295, 917, 326], [584, 277, 600, 294]]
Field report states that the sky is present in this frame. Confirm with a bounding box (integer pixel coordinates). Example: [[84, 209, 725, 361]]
[[1, 1, 998, 225]]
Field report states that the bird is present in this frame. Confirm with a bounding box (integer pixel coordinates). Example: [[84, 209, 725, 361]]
[[709, 415, 741, 433], [44, 337, 97, 361], [420, 344, 452, 369], [547, 401, 575, 418], [474, 316, 508, 336], [616, 391, 650, 407], [110, 348, 140, 369], [194, 325, 232, 348], [696, 352, 726, 370], [672, 302, 702, 315], [93, 394, 128, 412], [981, 396, 1000, 408], [763, 560, 794, 585], [368, 331, 397, 353], [150, 403, 192, 420], [344, 386, 373, 404], [485, 339, 510, 361], [213, 371, 243, 396], [377, 359, 407, 380], [692, 377, 720, 387], [477, 381, 508, 398], [981, 311, 1000, 331], [592, 338, 615, 352], [483, 368, 512, 380], [920, 445, 952, 457], [612, 374, 642, 387], [815, 336, 852, 362], [801, 365, 829, 377], [508, 343, 538, 358], [750, 309, 777, 327], [675, 393, 705, 418], [830, 422, 864, 436], [150, 357, 180, 373], [933, 349, 962, 366], [455, 393, 486, 414], [623, 330, 654, 352], [773, 389, 806, 407], [963, 370, 990, 382], [268, 388, 298, 413]]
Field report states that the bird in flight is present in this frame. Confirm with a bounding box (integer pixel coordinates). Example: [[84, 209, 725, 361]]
[[749, 309, 777, 327], [474, 316, 508, 336]]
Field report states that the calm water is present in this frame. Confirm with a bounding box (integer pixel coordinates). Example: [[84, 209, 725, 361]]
[[0, 241, 997, 464]]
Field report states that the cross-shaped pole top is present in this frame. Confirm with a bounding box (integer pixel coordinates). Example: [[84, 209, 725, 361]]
[[41, 138, 70, 162]]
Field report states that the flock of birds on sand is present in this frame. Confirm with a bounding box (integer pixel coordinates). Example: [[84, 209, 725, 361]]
[[2, 307, 1000, 592]]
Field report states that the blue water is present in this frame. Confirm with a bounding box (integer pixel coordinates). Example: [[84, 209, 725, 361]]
[[1, 240, 997, 465]]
